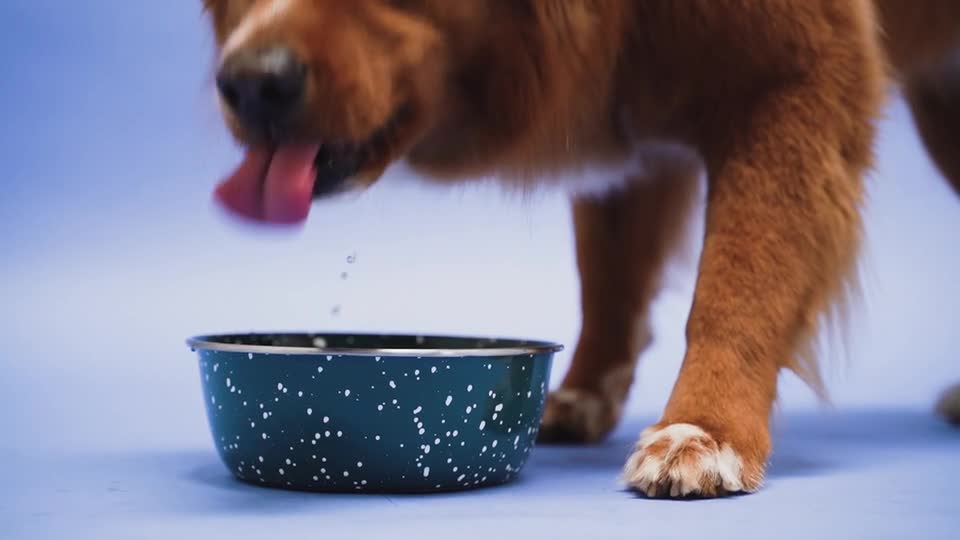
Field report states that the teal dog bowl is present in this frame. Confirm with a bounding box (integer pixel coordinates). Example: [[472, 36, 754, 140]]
[[187, 332, 561, 493]]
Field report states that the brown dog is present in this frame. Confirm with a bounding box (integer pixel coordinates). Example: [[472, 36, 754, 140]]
[[201, 0, 960, 497]]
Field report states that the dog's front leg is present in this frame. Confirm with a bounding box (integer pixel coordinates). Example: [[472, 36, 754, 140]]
[[539, 164, 701, 444], [622, 79, 880, 497]]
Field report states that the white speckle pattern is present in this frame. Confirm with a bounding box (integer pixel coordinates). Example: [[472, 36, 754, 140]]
[[195, 348, 549, 491]]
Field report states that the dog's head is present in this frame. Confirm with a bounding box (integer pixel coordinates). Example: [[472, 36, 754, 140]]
[[203, 0, 596, 224]]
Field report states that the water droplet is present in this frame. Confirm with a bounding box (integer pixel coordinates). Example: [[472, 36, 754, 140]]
[[331, 305, 341, 317], [346, 253, 356, 264]]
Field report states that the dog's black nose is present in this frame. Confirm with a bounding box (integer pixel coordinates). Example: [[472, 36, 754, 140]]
[[216, 46, 306, 135]]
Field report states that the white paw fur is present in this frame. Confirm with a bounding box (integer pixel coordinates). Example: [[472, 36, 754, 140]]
[[540, 388, 609, 440], [622, 423, 749, 497]]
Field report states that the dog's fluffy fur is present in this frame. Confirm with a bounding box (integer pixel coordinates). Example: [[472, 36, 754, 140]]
[[203, 0, 960, 497]]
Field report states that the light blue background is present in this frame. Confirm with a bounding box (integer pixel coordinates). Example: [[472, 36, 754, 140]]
[[3, 1, 958, 538]]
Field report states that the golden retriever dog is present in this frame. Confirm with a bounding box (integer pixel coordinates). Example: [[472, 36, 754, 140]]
[[201, 0, 960, 497]]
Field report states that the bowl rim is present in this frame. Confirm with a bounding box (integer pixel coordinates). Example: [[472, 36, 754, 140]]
[[186, 332, 564, 358]]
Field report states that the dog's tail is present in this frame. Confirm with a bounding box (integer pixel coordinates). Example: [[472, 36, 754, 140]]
[[876, 0, 960, 194]]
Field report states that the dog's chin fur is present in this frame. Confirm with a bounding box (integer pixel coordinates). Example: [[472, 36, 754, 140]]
[[203, 0, 960, 498]]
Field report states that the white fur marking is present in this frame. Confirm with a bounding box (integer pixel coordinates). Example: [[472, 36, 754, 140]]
[[623, 423, 745, 497], [222, 0, 299, 57], [548, 389, 587, 406], [562, 140, 701, 199]]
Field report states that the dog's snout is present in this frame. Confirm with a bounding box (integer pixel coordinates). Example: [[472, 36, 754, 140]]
[[216, 46, 306, 135]]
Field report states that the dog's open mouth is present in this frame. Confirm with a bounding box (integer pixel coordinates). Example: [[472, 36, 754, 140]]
[[214, 107, 409, 224]]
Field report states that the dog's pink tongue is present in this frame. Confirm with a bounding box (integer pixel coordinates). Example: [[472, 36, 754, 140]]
[[214, 144, 320, 225]]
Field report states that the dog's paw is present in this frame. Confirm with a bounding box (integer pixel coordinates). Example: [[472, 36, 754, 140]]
[[537, 388, 618, 444], [621, 423, 763, 498], [936, 383, 960, 425]]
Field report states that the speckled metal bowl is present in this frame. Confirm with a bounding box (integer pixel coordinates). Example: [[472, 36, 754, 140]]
[[187, 332, 561, 493]]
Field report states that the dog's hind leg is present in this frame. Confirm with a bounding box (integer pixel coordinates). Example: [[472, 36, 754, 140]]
[[905, 63, 960, 196], [937, 383, 960, 425], [905, 62, 960, 425], [537, 160, 701, 444]]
